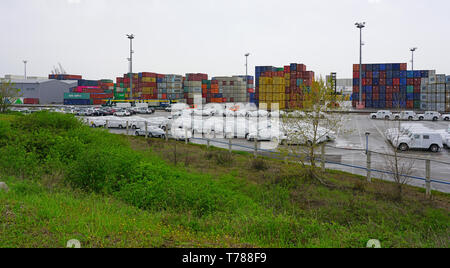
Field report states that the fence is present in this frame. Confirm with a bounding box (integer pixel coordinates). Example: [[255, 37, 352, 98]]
[[82, 117, 450, 196]]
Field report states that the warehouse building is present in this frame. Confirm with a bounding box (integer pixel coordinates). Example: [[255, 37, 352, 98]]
[[1, 75, 77, 104]]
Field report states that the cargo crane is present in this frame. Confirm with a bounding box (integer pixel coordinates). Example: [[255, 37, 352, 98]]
[[50, 63, 67, 75]]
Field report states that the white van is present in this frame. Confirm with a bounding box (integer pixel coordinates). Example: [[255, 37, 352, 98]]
[[392, 111, 418, 121], [394, 132, 443, 153], [417, 111, 441, 121], [370, 110, 393, 120]]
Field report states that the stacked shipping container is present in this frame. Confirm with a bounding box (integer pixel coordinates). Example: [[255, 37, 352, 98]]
[[420, 73, 447, 112], [352, 63, 430, 109], [255, 63, 315, 110]]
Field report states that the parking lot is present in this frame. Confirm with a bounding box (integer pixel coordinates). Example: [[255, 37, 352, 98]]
[[88, 111, 450, 193]]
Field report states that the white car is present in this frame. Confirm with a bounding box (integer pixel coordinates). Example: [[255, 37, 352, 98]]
[[107, 119, 128, 129], [442, 114, 450, 121], [393, 132, 443, 153], [417, 111, 442, 121], [283, 124, 336, 145], [89, 118, 107, 128], [370, 110, 393, 120], [392, 111, 418, 121], [171, 126, 192, 141], [114, 110, 131, 117], [135, 126, 166, 138], [246, 126, 287, 143]]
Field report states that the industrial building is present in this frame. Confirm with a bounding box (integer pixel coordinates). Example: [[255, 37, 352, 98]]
[[1, 75, 77, 104]]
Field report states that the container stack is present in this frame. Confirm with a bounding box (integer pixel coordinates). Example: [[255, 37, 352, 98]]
[[352, 63, 429, 109], [420, 72, 446, 112], [138, 72, 158, 100], [202, 80, 220, 104], [184, 74, 207, 105], [49, 74, 82, 80], [447, 76, 450, 112], [64, 92, 91, 106], [164, 75, 183, 101], [255, 63, 315, 110], [212, 76, 247, 103], [258, 71, 286, 110]]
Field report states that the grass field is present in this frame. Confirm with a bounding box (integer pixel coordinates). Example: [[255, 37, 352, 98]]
[[0, 112, 448, 248]]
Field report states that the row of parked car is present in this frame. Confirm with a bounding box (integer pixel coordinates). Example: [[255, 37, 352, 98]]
[[370, 110, 450, 121], [71, 106, 155, 117], [386, 123, 450, 152]]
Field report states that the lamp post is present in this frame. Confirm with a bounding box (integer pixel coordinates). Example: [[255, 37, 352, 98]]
[[126, 34, 135, 101], [245, 53, 250, 102], [410, 47, 418, 72], [23, 60, 28, 80], [355, 22, 366, 107]]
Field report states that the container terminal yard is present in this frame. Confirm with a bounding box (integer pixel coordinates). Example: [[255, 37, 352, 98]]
[[1, 0, 449, 251]]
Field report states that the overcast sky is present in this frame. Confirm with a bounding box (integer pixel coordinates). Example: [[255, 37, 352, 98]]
[[1, 0, 449, 81]]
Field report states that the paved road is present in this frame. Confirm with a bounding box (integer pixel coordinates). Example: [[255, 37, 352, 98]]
[[85, 112, 450, 193]]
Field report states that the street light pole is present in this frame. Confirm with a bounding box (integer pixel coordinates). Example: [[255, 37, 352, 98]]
[[126, 34, 135, 101], [355, 22, 366, 107], [23, 60, 28, 80], [245, 53, 250, 102], [410, 47, 417, 72]]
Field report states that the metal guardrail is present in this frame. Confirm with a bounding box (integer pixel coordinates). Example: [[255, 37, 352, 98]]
[[82, 118, 450, 193]]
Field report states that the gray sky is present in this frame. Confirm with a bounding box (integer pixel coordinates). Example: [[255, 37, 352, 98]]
[[1, 0, 449, 80]]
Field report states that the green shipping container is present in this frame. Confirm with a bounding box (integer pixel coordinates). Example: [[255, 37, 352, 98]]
[[64, 93, 91, 99]]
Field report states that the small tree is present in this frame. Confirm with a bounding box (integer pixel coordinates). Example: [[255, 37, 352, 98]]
[[383, 109, 415, 201], [280, 77, 350, 184], [0, 79, 21, 113]]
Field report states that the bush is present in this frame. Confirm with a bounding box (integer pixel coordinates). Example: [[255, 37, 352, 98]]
[[214, 151, 233, 166], [250, 158, 269, 171]]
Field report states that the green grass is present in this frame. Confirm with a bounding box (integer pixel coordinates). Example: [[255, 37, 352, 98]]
[[0, 112, 448, 248]]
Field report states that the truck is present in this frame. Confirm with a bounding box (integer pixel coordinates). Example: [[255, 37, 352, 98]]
[[393, 132, 443, 153], [417, 111, 441, 121], [370, 110, 393, 120], [392, 111, 418, 121]]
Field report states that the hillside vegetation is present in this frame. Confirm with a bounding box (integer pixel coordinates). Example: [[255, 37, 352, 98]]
[[0, 112, 448, 248]]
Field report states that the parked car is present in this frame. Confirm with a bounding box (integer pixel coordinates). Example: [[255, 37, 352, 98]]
[[246, 125, 287, 144], [392, 111, 418, 121], [171, 126, 192, 141], [114, 110, 131, 117], [442, 114, 450, 121], [89, 118, 107, 128], [417, 111, 441, 121], [135, 126, 166, 138], [76, 109, 93, 116], [370, 110, 393, 120], [108, 119, 128, 129], [393, 132, 443, 153]]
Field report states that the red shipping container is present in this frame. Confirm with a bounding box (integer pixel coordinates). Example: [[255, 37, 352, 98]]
[[362, 65, 366, 72], [284, 66, 290, 72], [400, 63, 407, 71], [366, 72, 373, 79], [407, 78, 414, 86], [380, 72, 386, 79], [353, 72, 360, 79], [353, 64, 360, 72], [407, 101, 414, 109], [379, 79, 386, 86], [353, 86, 360, 93], [24, 98, 39, 104], [414, 78, 421, 86], [393, 86, 400, 92], [386, 86, 393, 93], [386, 101, 393, 108], [386, 94, 393, 101], [393, 78, 400, 86], [373, 86, 380, 94], [373, 93, 379, 101], [414, 85, 421, 92]]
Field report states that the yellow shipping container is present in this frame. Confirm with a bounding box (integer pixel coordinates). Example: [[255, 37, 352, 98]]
[[142, 77, 156, 83]]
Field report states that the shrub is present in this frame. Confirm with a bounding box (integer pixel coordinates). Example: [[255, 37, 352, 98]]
[[250, 158, 269, 171]]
